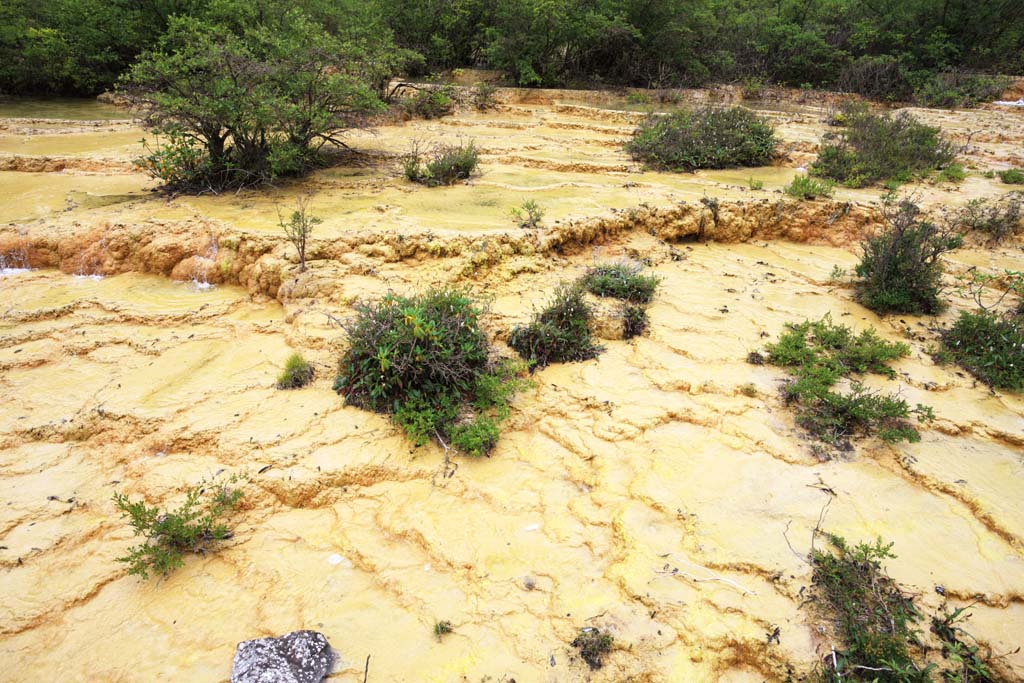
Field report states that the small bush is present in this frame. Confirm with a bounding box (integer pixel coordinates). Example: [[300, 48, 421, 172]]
[[941, 311, 1024, 392], [581, 263, 660, 304], [935, 163, 966, 183], [741, 76, 766, 99], [811, 111, 955, 187], [622, 304, 649, 339], [403, 86, 455, 119], [334, 287, 524, 456], [998, 168, 1024, 184], [277, 353, 314, 389], [625, 106, 776, 171], [509, 284, 603, 368], [812, 535, 926, 683], [747, 177, 764, 190], [510, 199, 545, 228], [571, 628, 613, 670], [855, 201, 962, 315], [278, 197, 321, 272], [953, 194, 1023, 242], [404, 140, 480, 187], [913, 71, 1011, 109], [784, 174, 835, 200], [625, 92, 651, 105], [113, 480, 243, 580], [472, 82, 498, 110], [765, 315, 931, 446], [433, 620, 453, 640], [837, 56, 912, 102]]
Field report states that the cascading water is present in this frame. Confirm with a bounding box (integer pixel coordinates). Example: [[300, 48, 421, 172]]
[[0, 235, 30, 276], [73, 231, 107, 280], [188, 235, 219, 290]]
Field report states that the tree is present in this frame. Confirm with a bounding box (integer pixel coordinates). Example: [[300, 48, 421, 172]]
[[278, 197, 321, 272], [120, 7, 394, 192]]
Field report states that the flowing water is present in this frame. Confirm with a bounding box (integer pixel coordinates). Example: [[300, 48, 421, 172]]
[[0, 89, 1022, 683]]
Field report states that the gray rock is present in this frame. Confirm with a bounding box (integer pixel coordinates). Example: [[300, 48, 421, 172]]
[[231, 630, 335, 683]]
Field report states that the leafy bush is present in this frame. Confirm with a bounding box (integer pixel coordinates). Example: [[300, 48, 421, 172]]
[[998, 168, 1024, 184], [403, 85, 455, 119], [509, 284, 603, 368], [812, 535, 927, 683], [472, 82, 498, 110], [784, 174, 835, 199], [433, 620, 453, 640], [855, 201, 962, 315], [510, 199, 544, 228], [941, 311, 1024, 392], [625, 107, 776, 171], [935, 163, 966, 183], [747, 177, 764, 190], [334, 287, 523, 456], [765, 315, 931, 446], [581, 263, 660, 304], [278, 197, 321, 272], [811, 111, 956, 187], [913, 71, 1011, 109], [953, 194, 1023, 242], [113, 480, 243, 580], [277, 353, 314, 389], [404, 140, 480, 186], [572, 628, 614, 670]]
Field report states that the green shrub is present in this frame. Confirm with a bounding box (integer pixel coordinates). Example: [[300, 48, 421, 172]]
[[855, 201, 962, 315], [811, 111, 955, 187], [113, 480, 243, 580], [741, 76, 766, 99], [403, 86, 455, 119], [935, 163, 966, 183], [404, 140, 480, 186], [334, 287, 524, 456], [765, 315, 931, 446], [581, 263, 660, 303], [472, 82, 499, 110], [277, 353, 314, 389], [747, 177, 764, 190], [509, 284, 603, 368], [510, 199, 545, 228], [954, 194, 1023, 242], [913, 71, 1011, 109], [941, 311, 1024, 391], [625, 107, 776, 171], [571, 628, 614, 670], [433, 620, 453, 640], [998, 168, 1024, 184], [784, 174, 835, 199], [625, 91, 651, 105], [812, 535, 928, 683], [622, 304, 649, 339]]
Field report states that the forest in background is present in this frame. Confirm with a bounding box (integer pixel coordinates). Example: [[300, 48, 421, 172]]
[[1, 0, 1022, 101]]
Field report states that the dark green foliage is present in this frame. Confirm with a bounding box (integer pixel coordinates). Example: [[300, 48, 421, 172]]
[[508, 284, 603, 368], [941, 311, 1024, 392], [277, 353, 314, 389], [812, 111, 956, 188], [334, 287, 524, 456], [622, 304, 649, 339], [582, 263, 660, 304], [912, 71, 1011, 109], [404, 140, 480, 186], [855, 201, 962, 315], [472, 82, 498, 110], [113, 480, 243, 580], [935, 164, 966, 184], [784, 175, 835, 200], [812, 535, 928, 683], [954, 194, 1023, 242], [402, 85, 455, 119], [120, 5, 397, 192], [625, 107, 776, 172], [433, 620, 453, 639], [765, 315, 932, 446], [998, 169, 1024, 185], [571, 628, 614, 670]]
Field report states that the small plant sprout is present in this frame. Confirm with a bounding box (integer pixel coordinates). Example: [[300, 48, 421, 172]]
[[510, 199, 545, 228], [572, 627, 614, 670], [433, 620, 453, 640], [113, 477, 244, 580], [747, 177, 764, 190], [278, 196, 321, 273]]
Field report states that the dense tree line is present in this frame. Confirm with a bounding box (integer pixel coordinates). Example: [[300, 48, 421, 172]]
[[2, 0, 1021, 98]]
